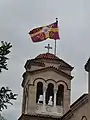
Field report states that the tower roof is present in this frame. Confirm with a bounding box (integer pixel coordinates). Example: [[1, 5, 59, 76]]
[[24, 53, 74, 71], [34, 53, 73, 69], [35, 53, 60, 60]]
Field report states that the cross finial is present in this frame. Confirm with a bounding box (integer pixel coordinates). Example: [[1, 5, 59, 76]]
[[45, 44, 52, 53]]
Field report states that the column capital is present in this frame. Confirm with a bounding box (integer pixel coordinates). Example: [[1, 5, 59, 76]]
[[54, 88, 58, 93], [43, 87, 46, 105], [43, 87, 47, 91], [54, 89, 57, 106]]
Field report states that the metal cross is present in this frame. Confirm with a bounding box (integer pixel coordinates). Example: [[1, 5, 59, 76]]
[[45, 44, 52, 53]]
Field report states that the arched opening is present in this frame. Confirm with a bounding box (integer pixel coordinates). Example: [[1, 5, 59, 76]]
[[81, 116, 87, 120], [46, 83, 54, 105], [36, 82, 43, 104], [56, 84, 64, 106]]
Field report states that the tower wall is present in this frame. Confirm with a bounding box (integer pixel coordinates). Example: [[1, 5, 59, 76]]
[[21, 53, 73, 118], [22, 70, 72, 115]]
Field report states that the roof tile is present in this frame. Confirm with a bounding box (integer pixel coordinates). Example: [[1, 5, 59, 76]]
[[35, 53, 60, 60]]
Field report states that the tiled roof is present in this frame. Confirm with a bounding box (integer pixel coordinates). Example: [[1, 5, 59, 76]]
[[35, 53, 73, 69], [35, 53, 60, 60], [61, 94, 88, 120], [24, 60, 45, 69]]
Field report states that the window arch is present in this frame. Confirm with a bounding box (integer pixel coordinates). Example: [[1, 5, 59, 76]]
[[36, 82, 43, 103], [46, 83, 54, 105], [81, 116, 87, 120], [56, 84, 64, 106]]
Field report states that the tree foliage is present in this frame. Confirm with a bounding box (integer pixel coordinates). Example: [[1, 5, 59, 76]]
[[0, 41, 12, 72], [0, 113, 6, 120], [0, 87, 17, 111], [0, 41, 17, 112]]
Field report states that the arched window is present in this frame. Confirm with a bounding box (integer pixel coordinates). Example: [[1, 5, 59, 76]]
[[81, 116, 87, 120], [36, 82, 43, 103], [56, 84, 64, 106], [46, 83, 54, 105]]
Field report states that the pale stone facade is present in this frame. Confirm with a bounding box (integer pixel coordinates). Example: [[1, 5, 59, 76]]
[[60, 94, 88, 120], [68, 98, 88, 120]]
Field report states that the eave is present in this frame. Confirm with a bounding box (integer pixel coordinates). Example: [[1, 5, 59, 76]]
[[85, 58, 90, 72], [22, 66, 73, 87], [18, 113, 61, 120]]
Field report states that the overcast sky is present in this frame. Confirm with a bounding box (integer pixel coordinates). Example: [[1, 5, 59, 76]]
[[0, 0, 90, 120]]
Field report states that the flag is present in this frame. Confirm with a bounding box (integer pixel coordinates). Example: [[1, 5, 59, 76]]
[[29, 21, 60, 42]]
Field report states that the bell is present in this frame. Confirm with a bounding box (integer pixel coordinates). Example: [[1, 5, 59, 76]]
[[48, 96, 53, 105], [38, 95, 43, 104]]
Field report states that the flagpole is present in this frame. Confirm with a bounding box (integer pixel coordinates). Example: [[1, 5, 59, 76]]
[[54, 18, 58, 55], [54, 40, 56, 55]]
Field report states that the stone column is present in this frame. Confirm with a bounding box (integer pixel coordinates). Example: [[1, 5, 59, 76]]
[[54, 89, 57, 107], [42, 87, 47, 112], [43, 87, 46, 105]]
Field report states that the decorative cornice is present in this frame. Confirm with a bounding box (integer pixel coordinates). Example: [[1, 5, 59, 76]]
[[31, 66, 73, 79], [24, 60, 45, 70], [24, 53, 74, 71], [18, 113, 61, 120], [59, 65, 74, 71], [35, 58, 74, 71], [22, 66, 73, 87], [30, 61, 45, 67]]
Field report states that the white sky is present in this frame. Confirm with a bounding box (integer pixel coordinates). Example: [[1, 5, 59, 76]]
[[0, 0, 90, 120]]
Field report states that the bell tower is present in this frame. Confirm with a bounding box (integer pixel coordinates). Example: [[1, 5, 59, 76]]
[[19, 51, 73, 120]]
